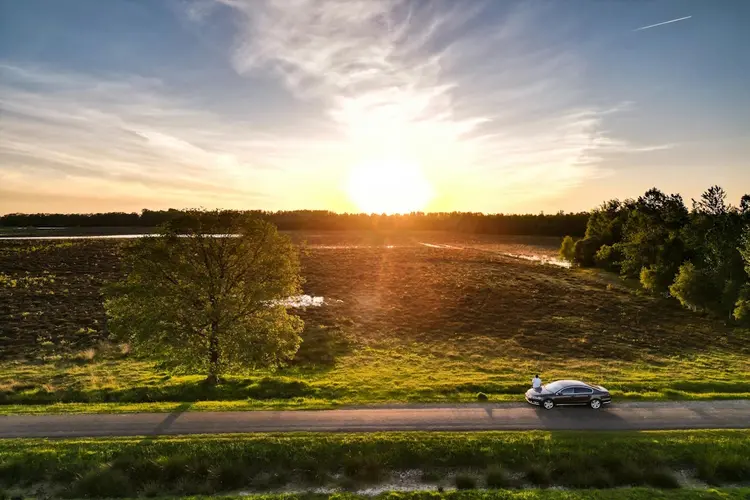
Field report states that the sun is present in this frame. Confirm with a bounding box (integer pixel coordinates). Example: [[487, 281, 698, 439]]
[[346, 158, 433, 214]]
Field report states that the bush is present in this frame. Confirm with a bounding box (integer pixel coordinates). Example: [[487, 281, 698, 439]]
[[559, 236, 575, 262], [476, 392, 488, 401], [208, 462, 248, 490], [454, 474, 477, 490], [595, 243, 623, 272], [640, 264, 678, 294], [733, 286, 750, 323], [68, 468, 134, 498], [698, 453, 750, 484], [644, 468, 680, 488], [524, 464, 551, 485], [573, 236, 601, 267], [669, 262, 720, 312], [343, 455, 384, 482], [485, 465, 513, 488]]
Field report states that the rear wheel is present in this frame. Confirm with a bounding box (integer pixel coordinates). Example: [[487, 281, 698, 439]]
[[542, 399, 554, 410], [589, 399, 602, 409]]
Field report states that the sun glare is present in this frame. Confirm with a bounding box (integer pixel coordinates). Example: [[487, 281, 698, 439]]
[[346, 158, 433, 214]]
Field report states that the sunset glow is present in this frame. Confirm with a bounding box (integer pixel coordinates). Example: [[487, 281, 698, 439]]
[[346, 158, 433, 214]]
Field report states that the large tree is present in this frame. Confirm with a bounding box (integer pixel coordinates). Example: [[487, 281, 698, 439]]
[[105, 210, 304, 383]]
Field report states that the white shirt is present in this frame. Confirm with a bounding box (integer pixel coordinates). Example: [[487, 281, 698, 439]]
[[532, 377, 542, 389]]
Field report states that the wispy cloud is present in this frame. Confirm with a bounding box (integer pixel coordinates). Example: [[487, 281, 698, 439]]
[[0, 63, 345, 212], [634, 16, 692, 32], [1, 2, 672, 214], [205, 0, 661, 211]]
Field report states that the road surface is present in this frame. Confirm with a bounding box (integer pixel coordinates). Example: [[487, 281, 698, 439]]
[[1, 401, 749, 438]]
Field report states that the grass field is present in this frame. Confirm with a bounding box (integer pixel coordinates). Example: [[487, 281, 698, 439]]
[[2, 430, 749, 497], [1, 231, 749, 412]]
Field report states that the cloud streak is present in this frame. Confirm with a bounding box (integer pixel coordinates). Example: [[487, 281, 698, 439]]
[[634, 16, 692, 32], [206, 0, 663, 211], [1, 2, 675, 214]]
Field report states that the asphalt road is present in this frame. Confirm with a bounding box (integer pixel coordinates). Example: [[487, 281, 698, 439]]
[[1, 401, 749, 438]]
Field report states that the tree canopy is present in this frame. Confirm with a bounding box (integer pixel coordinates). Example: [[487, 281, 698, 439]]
[[105, 211, 304, 382], [565, 186, 750, 322]]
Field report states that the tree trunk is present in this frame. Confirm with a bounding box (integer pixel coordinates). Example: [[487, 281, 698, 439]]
[[206, 322, 220, 385]]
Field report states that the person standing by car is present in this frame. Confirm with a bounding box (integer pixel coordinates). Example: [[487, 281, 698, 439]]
[[532, 374, 542, 392]]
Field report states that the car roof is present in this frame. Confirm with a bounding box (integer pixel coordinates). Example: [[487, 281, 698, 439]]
[[552, 380, 590, 387]]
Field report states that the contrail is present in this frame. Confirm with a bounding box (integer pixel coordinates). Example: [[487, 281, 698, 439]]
[[634, 15, 692, 31]]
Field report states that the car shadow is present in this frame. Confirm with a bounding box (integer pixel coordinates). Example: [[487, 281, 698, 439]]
[[532, 404, 631, 430]]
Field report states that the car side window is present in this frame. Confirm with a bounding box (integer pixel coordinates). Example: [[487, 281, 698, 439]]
[[560, 388, 576, 395], [574, 387, 593, 394]]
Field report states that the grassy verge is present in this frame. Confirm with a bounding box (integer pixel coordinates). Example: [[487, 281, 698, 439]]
[[3, 391, 750, 416], [2, 431, 749, 498], [128, 492, 750, 500]]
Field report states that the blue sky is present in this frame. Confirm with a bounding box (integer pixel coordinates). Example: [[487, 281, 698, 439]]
[[0, 0, 748, 214]]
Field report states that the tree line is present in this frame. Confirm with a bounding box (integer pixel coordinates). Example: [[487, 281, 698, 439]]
[[560, 186, 750, 322], [0, 209, 589, 236]]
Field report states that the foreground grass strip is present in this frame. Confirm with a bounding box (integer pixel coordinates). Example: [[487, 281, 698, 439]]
[[1, 431, 749, 498], [167, 491, 750, 500]]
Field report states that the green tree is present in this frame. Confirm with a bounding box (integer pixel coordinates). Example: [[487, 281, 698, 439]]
[[559, 235, 575, 262], [573, 236, 601, 267], [681, 187, 749, 317], [619, 188, 688, 280], [669, 262, 721, 313], [594, 243, 624, 272], [736, 227, 750, 322], [105, 210, 304, 383]]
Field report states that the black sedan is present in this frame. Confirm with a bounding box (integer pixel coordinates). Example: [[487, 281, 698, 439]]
[[525, 380, 611, 410]]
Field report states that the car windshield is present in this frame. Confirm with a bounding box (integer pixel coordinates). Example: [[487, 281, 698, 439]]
[[544, 381, 568, 392]]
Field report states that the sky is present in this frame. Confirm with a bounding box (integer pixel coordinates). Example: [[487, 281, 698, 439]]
[[0, 0, 748, 215]]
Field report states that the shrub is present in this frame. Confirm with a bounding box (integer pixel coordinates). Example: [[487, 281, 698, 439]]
[[573, 236, 601, 267], [640, 263, 678, 294], [733, 286, 750, 323], [669, 262, 720, 312], [476, 392, 488, 401], [454, 474, 477, 490], [698, 453, 750, 484], [69, 468, 134, 498], [594, 243, 623, 272], [208, 462, 248, 490], [559, 236, 575, 262], [343, 455, 384, 482], [644, 468, 680, 488], [524, 464, 551, 485], [485, 465, 513, 488]]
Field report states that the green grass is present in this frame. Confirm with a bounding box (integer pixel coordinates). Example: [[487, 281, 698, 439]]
[[1, 233, 749, 414], [113, 492, 750, 500], [5, 492, 727, 500], [1, 431, 749, 497]]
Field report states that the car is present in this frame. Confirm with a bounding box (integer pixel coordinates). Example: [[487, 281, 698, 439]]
[[525, 380, 611, 410]]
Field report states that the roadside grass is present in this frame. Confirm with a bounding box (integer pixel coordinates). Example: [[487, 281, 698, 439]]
[[1, 431, 749, 497], [72, 492, 750, 500], [1, 234, 749, 413]]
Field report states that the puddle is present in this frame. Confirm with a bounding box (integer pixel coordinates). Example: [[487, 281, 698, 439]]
[[274, 295, 327, 308], [418, 242, 570, 268], [311, 245, 398, 249], [418, 242, 463, 249], [501, 253, 571, 268]]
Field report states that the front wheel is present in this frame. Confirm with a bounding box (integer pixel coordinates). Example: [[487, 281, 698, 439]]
[[542, 399, 554, 410], [589, 399, 602, 409]]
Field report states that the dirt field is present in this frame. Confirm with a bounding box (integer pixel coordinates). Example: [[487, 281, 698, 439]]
[[1, 232, 749, 411]]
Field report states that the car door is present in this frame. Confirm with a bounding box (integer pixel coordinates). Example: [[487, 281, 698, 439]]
[[573, 386, 594, 405], [556, 387, 576, 405]]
